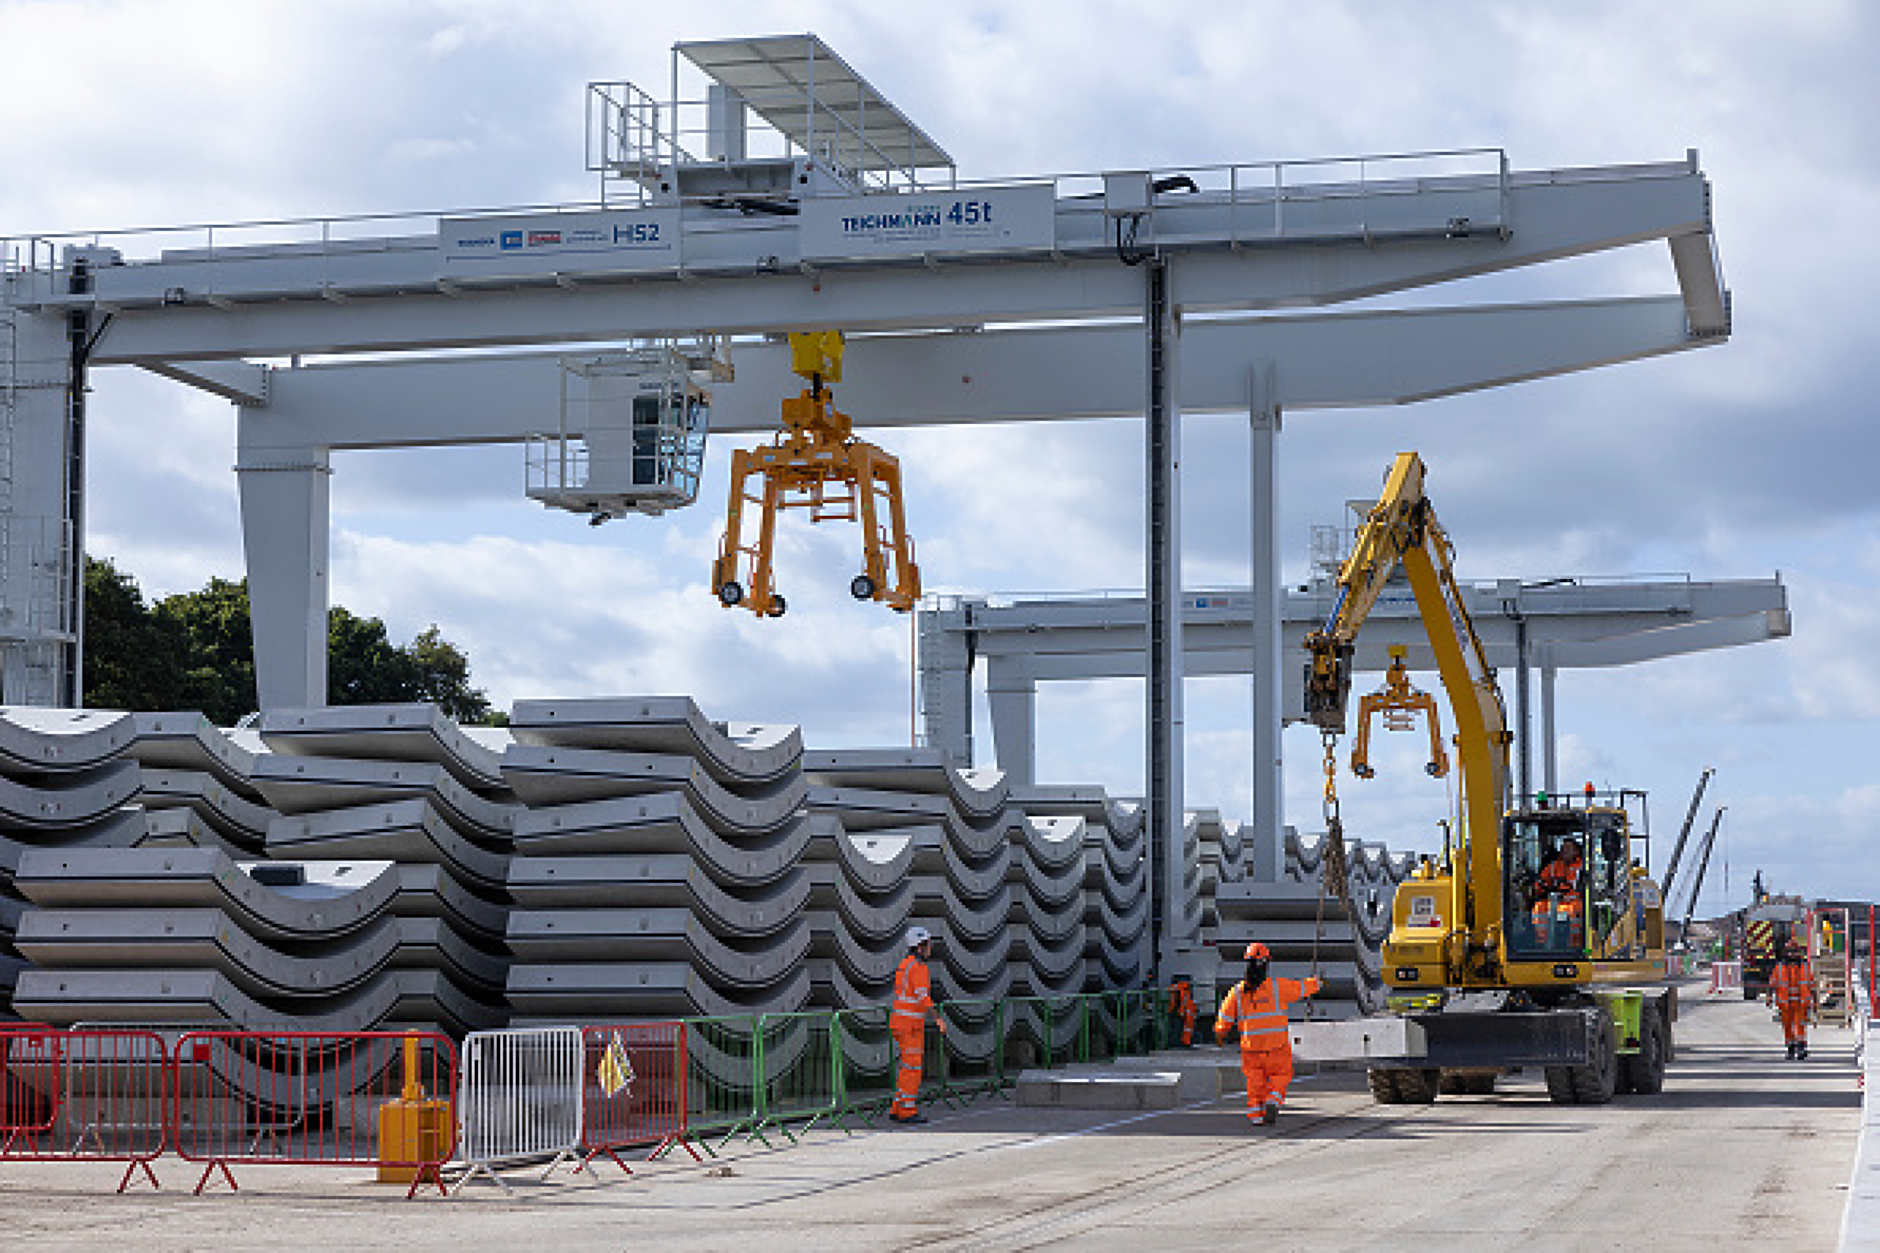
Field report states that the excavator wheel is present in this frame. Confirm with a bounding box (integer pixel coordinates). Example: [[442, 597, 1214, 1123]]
[[1543, 1065, 1578, 1103], [1620, 1003, 1667, 1095], [1395, 1067, 1441, 1103], [767, 595, 788, 618], [717, 581, 745, 607], [1568, 1008, 1619, 1104], [1366, 1068, 1401, 1104], [850, 574, 877, 601]]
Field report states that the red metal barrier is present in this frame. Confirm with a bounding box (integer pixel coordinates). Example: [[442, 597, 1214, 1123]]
[[0, 1028, 169, 1192], [579, 1022, 694, 1172], [171, 1030, 458, 1198]]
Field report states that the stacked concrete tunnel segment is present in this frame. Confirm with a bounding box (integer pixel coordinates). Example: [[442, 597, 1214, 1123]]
[[2, 34, 1735, 988], [0, 701, 1410, 1031]]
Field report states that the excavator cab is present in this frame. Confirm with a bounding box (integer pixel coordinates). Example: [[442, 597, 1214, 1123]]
[[1502, 797, 1658, 969]]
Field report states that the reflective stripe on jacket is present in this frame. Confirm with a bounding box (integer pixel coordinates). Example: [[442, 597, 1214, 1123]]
[[1214, 976, 1320, 1050], [892, 954, 934, 1026], [1770, 959, 1813, 1005]]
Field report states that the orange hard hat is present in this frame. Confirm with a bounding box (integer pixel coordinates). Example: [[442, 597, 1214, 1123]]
[[1244, 942, 1270, 961]]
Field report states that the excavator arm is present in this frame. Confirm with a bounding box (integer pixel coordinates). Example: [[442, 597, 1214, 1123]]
[[1302, 452, 1514, 975]]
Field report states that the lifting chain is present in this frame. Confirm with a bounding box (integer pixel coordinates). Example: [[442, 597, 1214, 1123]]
[[1308, 730, 1353, 1019], [1319, 730, 1351, 905]]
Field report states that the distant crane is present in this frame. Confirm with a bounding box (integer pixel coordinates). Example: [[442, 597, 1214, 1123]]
[[1660, 766, 1714, 899], [1676, 805, 1727, 942]]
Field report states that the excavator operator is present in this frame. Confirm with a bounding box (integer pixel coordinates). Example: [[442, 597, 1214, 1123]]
[[1530, 837, 1585, 948]]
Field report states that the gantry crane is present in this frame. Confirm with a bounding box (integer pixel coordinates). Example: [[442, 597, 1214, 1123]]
[[710, 331, 921, 618]]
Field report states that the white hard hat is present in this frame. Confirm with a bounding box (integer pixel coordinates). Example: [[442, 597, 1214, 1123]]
[[906, 926, 932, 948]]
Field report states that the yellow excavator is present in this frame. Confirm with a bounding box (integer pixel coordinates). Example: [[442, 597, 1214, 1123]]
[[710, 331, 920, 618], [1306, 451, 1672, 1104]]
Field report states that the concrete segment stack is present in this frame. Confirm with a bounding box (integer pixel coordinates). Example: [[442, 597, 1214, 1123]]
[[0, 701, 1399, 1034]]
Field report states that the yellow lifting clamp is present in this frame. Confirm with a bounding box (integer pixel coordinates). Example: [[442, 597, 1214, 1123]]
[[710, 331, 921, 617], [1350, 645, 1450, 781]]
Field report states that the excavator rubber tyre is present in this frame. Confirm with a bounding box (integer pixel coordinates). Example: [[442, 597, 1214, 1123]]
[[1619, 1004, 1666, 1095], [1568, 1008, 1619, 1104], [717, 581, 745, 607], [1543, 1065, 1578, 1103], [1390, 1067, 1441, 1104], [767, 595, 787, 618], [1366, 1068, 1402, 1104], [850, 574, 877, 600]]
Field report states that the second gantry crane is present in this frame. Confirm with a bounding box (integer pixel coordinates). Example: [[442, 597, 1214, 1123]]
[[710, 331, 921, 618]]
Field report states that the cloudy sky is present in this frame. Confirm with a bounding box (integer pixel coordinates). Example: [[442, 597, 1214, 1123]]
[[4, 1, 1876, 914]]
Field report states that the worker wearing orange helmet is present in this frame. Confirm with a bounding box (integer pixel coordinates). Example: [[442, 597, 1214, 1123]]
[[1530, 836, 1585, 947], [1169, 977, 1197, 1047], [1767, 938, 1815, 1060], [1214, 942, 1321, 1125], [889, 926, 945, 1124]]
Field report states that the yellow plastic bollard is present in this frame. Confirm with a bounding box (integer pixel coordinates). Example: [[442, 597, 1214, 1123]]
[[378, 1035, 450, 1184]]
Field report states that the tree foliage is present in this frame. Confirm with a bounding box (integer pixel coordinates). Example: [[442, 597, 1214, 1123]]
[[81, 557, 494, 725]]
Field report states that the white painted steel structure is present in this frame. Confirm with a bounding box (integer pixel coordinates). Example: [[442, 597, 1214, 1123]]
[[0, 35, 1733, 978], [917, 574, 1790, 879]]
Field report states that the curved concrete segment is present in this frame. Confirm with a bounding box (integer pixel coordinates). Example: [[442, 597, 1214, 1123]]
[[0, 759, 141, 830], [127, 713, 264, 798], [510, 793, 809, 888], [250, 754, 516, 842], [11, 966, 503, 1034], [803, 749, 1009, 819], [0, 708, 137, 773], [12, 848, 401, 944], [139, 769, 272, 851], [510, 697, 802, 788], [257, 703, 508, 792], [507, 910, 809, 986], [267, 799, 511, 896], [505, 854, 808, 939], [506, 962, 812, 1020], [501, 744, 805, 827]]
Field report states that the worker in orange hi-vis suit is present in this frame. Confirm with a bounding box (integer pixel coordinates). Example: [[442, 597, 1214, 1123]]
[[1169, 977, 1197, 1047], [1215, 942, 1321, 1126], [1767, 939, 1815, 1061], [889, 926, 945, 1124]]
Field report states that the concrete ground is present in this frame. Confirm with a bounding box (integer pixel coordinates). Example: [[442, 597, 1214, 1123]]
[[0, 983, 1863, 1252]]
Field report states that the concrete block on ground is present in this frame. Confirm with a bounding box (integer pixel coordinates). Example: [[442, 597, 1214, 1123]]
[[1288, 1015, 1426, 1063], [1015, 1067, 1183, 1110]]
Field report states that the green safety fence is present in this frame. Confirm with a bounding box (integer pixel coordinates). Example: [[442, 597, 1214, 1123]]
[[751, 1011, 842, 1144], [680, 986, 1191, 1146]]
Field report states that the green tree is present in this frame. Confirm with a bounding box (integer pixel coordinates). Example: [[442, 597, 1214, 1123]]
[[154, 576, 256, 726], [81, 557, 185, 711], [81, 558, 495, 725]]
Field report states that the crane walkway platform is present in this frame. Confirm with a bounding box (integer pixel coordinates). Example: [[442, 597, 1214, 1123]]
[[0, 979, 1865, 1250]]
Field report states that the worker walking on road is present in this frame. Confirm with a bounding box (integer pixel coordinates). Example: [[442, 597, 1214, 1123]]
[[890, 926, 945, 1124], [1767, 938, 1815, 1060], [1214, 942, 1321, 1125]]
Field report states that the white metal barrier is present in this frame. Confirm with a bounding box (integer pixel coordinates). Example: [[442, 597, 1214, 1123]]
[[1707, 960, 1743, 995], [454, 1026, 588, 1193]]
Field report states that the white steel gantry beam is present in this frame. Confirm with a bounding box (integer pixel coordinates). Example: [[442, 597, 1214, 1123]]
[[917, 577, 1789, 878]]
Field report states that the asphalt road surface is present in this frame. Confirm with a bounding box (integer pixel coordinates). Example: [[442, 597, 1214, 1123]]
[[0, 983, 1862, 1251]]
